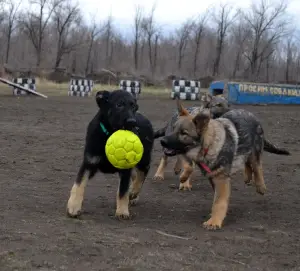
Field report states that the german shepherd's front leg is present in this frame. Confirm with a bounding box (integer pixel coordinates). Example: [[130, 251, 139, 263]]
[[203, 173, 231, 230], [116, 170, 132, 219], [153, 155, 168, 181], [179, 156, 193, 191], [252, 157, 267, 195], [67, 163, 97, 218], [244, 160, 253, 186], [173, 156, 182, 175]]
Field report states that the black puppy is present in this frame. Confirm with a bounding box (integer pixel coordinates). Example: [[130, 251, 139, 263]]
[[66, 90, 154, 219]]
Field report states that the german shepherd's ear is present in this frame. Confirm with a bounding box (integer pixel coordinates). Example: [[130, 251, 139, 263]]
[[176, 97, 190, 116], [193, 109, 210, 134], [96, 90, 110, 108], [200, 93, 212, 108], [206, 93, 213, 101]]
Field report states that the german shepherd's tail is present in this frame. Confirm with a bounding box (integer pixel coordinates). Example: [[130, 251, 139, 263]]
[[154, 126, 167, 139], [264, 138, 290, 155]]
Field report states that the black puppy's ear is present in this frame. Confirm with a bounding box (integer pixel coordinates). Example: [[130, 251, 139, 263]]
[[96, 90, 110, 108]]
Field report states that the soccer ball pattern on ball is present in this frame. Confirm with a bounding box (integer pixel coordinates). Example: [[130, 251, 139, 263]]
[[105, 130, 144, 169]]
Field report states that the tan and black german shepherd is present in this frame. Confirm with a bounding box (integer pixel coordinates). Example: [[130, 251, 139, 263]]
[[153, 93, 230, 191], [160, 99, 290, 230]]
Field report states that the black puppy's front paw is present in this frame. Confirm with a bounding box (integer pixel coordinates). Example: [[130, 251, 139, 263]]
[[67, 194, 83, 218], [115, 209, 131, 219]]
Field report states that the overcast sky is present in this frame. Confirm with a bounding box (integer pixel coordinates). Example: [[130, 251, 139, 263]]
[[80, 0, 300, 33]]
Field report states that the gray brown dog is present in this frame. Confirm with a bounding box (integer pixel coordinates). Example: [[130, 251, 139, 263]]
[[160, 98, 290, 230], [153, 93, 230, 191]]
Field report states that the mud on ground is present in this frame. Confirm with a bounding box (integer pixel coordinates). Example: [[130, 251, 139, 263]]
[[0, 95, 300, 271]]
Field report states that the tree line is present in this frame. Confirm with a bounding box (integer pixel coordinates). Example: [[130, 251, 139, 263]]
[[0, 0, 299, 84]]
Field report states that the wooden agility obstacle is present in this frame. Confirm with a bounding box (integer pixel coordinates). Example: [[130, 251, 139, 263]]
[[0, 77, 48, 98]]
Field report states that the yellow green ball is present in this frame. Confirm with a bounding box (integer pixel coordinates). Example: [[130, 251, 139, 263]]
[[105, 130, 144, 169]]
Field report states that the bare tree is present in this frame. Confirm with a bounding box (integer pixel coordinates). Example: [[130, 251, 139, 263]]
[[282, 32, 299, 83], [259, 41, 275, 82], [85, 21, 103, 75], [192, 12, 209, 76], [212, 3, 237, 76], [230, 17, 250, 78], [0, 0, 297, 84], [242, 0, 289, 80], [4, 0, 22, 64], [153, 32, 160, 75], [103, 15, 113, 68], [285, 37, 292, 83], [21, 0, 62, 67], [139, 29, 147, 69], [0, 0, 6, 21], [53, 0, 81, 69], [141, 4, 159, 77], [133, 5, 143, 70], [176, 19, 193, 71]]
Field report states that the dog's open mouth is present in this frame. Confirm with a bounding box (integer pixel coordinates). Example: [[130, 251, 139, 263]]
[[163, 148, 177, 156]]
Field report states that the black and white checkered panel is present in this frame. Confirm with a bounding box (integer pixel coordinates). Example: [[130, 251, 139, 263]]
[[171, 80, 201, 100], [119, 80, 141, 97], [12, 78, 36, 96], [68, 79, 94, 97], [171, 92, 199, 101]]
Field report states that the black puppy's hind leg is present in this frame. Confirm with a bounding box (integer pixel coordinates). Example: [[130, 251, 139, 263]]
[[67, 163, 96, 218], [116, 170, 132, 219]]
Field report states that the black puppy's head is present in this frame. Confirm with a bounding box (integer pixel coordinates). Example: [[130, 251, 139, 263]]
[[96, 90, 139, 131]]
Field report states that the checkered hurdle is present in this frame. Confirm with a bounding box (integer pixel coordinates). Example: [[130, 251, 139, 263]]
[[119, 80, 141, 98], [171, 80, 201, 100], [68, 79, 94, 97], [12, 78, 36, 96]]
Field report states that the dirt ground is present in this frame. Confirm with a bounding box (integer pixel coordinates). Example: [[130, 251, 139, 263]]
[[0, 94, 300, 271]]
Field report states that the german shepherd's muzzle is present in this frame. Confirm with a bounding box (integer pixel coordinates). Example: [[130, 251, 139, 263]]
[[160, 133, 197, 156]]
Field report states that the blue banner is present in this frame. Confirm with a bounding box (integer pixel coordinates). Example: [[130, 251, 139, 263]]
[[227, 82, 300, 105]]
